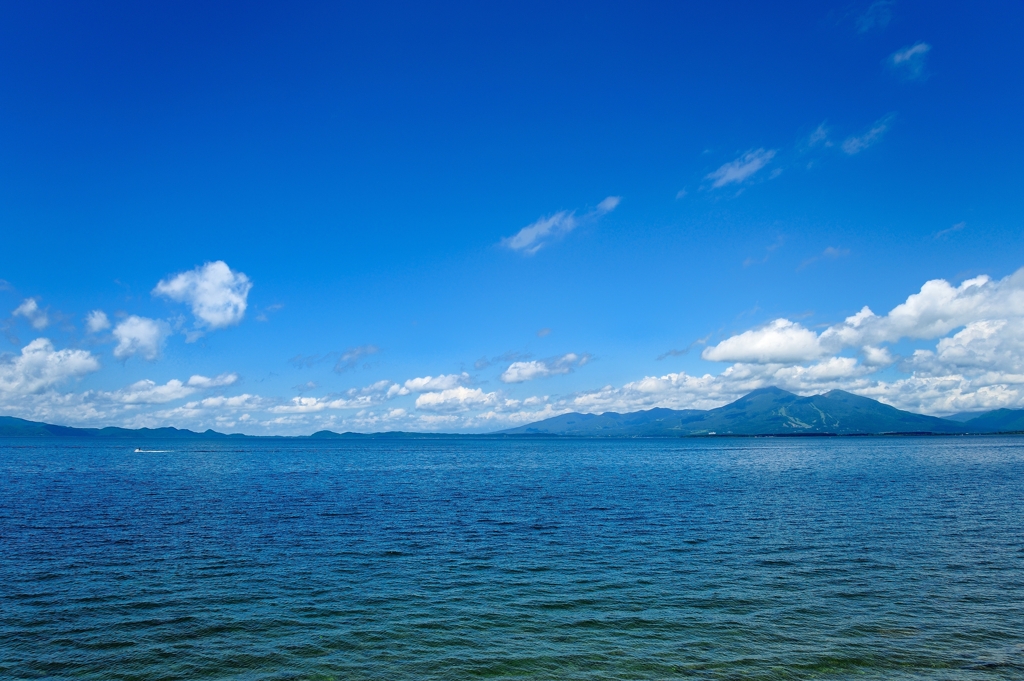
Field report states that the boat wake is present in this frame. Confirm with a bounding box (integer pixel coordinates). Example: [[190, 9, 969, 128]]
[[134, 448, 171, 453]]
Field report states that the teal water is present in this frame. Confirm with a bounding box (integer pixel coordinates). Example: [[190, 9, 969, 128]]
[[1, 437, 1022, 679]]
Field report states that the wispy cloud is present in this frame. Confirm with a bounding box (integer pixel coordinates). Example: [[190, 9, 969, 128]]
[[799, 246, 850, 270], [807, 123, 832, 148], [255, 303, 283, 323], [500, 353, 589, 383], [889, 42, 931, 79], [474, 351, 530, 371], [855, 0, 893, 33], [502, 196, 621, 255], [334, 345, 379, 373], [842, 114, 895, 154], [706, 149, 777, 188], [743, 236, 785, 267], [934, 222, 966, 239], [657, 335, 710, 361]]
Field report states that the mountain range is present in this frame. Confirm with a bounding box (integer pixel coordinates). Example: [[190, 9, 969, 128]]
[[498, 387, 1007, 436], [2, 388, 1024, 438]]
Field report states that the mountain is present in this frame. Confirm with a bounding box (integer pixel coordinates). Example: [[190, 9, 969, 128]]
[[308, 430, 476, 439], [500, 387, 970, 436], [0, 416, 240, 439], [960, 408, 1024, 433], [489, 407, 707, 437]]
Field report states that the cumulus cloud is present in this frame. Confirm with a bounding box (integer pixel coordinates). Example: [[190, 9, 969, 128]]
[[153, 261, 252, 330], [577, 266, 1024, 413], [703, 320, 825, 364], [500, 353, 588, 383], [112, 316, 171, 360], [13, 298, 49, 330], [104, 373, 240, 405], [187, 373, 239, 388], [889, 42, 931, 79], [670, 267, 1024, 414], [502, 196, 620, 255], [842, 114, 895, 154], [415, 386, 500, 412], [819, 272, 1024, 349], [86, 310, 111, 333], [14, 267, 1024, 433], [401, 373, 469, 393], [0, 339, 100, 395], [705, 149, 776, 188], [110, 379, 196, 404], [270, 379, 396, 413], [706, 270, 1024, 368]]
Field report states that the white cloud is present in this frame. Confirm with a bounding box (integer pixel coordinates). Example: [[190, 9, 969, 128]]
[[706, 270, 1024, 368], [502, 196, 620, 255], [86, 310, 111, 333], [153, 261, 252, 330], [415, 387, 500, 412], [187, 373, 239, 388], [705, 149, 776, 188], [862, 345, 894, 366], [500, 353, 587, 383], [13, 267, 1024, 433], [104, 372, 240, 405], [111, 379, 195, 404], [889, 42, 931, 79], [703, 319, 825, 364], [402, 373, 469, 393], [112, 316, 171, 361], [646, 267, 1024, 415], [842, 114, 895, 154], [13, 298, 49, 330], [269, 396, 332, 414], [269, 379, 398, 413], [0, 338, 99, 395], [819, 271, 1024, 349]]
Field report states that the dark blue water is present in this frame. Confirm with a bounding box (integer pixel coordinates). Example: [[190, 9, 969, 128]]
[[2, 437, 1023, 679]]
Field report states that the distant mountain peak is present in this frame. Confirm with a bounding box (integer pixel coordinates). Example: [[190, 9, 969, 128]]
[[498, 386, 973, 436]]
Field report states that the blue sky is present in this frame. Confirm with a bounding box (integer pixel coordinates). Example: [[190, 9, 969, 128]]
[[1, 1, 1023, 433]]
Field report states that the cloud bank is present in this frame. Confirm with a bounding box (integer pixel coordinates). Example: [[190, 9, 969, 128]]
[[7, 268, 1024, 434]]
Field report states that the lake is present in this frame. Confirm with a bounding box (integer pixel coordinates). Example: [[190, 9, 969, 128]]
[[2, 437, 1022, 679]]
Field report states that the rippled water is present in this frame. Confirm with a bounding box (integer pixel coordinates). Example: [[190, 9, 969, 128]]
[[2, 437, 1023, 679]]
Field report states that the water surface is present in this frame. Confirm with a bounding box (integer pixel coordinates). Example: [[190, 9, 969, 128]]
[[2, 437, 1022, 679]]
